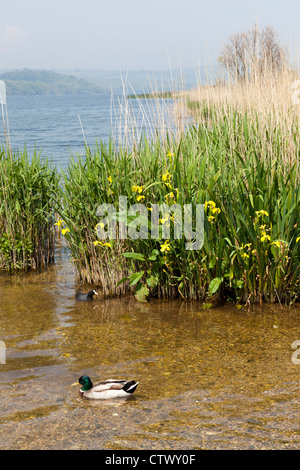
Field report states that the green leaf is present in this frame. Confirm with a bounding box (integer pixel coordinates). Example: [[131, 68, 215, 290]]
[[209, 277, 224, 294], [122, 252, 145, 261], [224, 237, 234, 247], [147, 255, 158, 261], [116, 276, 129, 287], [135, 284, 149, 303], [146, 275, 159, 288], [234, 280, 244, 288], [213, 170, 222, 184], [129, 271, 145, 286]]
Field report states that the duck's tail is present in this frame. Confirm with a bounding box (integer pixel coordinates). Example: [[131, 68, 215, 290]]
[[123, 380, 139, 394]]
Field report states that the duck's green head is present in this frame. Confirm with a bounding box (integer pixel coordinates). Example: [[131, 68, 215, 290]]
[[76, 375, 93, 391]]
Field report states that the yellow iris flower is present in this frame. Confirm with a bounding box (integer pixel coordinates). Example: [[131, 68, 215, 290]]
[[54, 219, 64, 226], [160, 240, 171, 253]]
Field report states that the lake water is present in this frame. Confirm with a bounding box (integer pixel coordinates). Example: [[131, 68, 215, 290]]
[[3, 92, 178, 169], [1, 92, 148, 166], [6, 93, 113, 165], [0, 252, 300, 450]]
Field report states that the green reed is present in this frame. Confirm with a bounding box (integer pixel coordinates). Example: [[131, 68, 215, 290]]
[[58, 107, 299, 304], [0, 147, 60, 270]]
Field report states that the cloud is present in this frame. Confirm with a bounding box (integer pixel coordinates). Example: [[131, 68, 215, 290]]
[[0, 25, 30, 48]]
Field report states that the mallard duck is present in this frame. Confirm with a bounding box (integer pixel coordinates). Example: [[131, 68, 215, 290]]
[[71, 375, 139, 399], [75, 289, 98, 301]]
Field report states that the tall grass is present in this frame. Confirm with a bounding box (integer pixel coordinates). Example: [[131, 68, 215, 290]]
[[109, 69, 188, 149], [58, 107, 300, 304], [0, 148, 60, 270], [183, 67, 300, 171], [2, 67, 299, 304]]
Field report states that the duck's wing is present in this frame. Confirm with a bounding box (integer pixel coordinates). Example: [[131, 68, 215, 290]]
[[92, 379, 127, 392]]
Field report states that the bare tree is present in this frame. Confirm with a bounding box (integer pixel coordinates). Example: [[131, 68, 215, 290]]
[[218, 24, 287, 82]]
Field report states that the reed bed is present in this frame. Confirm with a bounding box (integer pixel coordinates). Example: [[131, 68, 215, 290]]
[[2, 67, 299, 304], [183, 67, 300, 169], [59, 105, 300, 304], [0, 148, 60, 270]]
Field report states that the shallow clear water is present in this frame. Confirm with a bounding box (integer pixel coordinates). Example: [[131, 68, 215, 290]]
[[0, 250, 300, 450]]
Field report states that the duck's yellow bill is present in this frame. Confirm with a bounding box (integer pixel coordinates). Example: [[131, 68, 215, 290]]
[[71, 381, 79, 386]]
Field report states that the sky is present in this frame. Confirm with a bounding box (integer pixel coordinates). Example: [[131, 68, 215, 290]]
[[0, 0, 299, 71]]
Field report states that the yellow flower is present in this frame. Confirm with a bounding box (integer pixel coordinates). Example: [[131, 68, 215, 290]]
[[93, 240, 111, 248], [162, 171, 172, 182], [159, 215, 169, 225], [212, 207, 221, 215], [205, 200, 216, 211], [108, 175, 113, 183], [296, 236, 300, 243], [54, 219, 64, 226], [255, 210, 269, 217], [251, 249, 257, 255], [147, 207, 152, 211], [107, 188, 114, 196], [260, 233, 271, 242], [96, 222, 105, 230], [166, 152, 174, 158], [137, 195, 145, 202], [164, 192, 176, 204], [241, 252, 249, 259], [132, 185, 145, 193], [242, 243, 252, 249], [61, 228, 70, 235], [271, 240, 281, 248], [208, 215, 215, 223], [160, 240, 171, 253]]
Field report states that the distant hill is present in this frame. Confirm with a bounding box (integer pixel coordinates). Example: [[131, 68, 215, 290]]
[[0, 66, 222, 96], [0, 69, 102, 95], [61, 66, 221, 94]]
